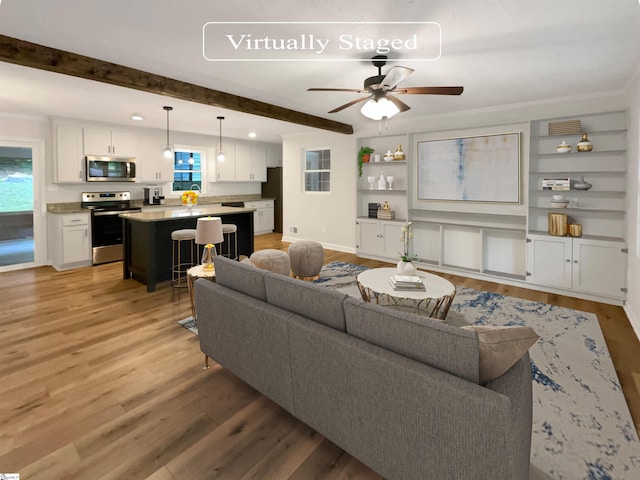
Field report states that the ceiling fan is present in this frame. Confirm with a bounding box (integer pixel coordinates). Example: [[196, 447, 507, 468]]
[[308, 55, 463, 119]]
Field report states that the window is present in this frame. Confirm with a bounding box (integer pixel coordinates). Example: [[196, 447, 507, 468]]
[[173, 149, 203, 192], [303, 148, 330, 192]]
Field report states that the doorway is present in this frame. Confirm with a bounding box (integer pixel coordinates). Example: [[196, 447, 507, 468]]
[[0, 145, 38, 269]]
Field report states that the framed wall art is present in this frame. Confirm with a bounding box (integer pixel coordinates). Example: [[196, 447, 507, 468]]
[[417, 132, 521, 203]]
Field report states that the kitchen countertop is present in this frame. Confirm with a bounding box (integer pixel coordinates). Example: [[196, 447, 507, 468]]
[[119, 205, 255, 222]]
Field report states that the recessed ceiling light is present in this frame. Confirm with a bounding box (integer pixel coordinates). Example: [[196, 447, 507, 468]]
[[248, 132, 257, 138], [131, 114, 144, 121]]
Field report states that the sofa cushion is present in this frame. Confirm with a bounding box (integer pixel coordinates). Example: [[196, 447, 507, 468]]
[[461, 325, 539, 383], [344, 298, 480, 383], [213, 255, 267, 301], [264, 272, 348, 331]]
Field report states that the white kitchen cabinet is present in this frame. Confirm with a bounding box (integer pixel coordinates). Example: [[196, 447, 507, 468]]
[[214, 143, 266, 182], [49, 212, 92, 270], [356, 218, 403, 260], [526, 233, 626, 299], [211, 143, 236, 182], [245, 200, 274, 234], [137, 133, 174, 183], [55, 124, 85, 183], [84, 127, 137, 157]]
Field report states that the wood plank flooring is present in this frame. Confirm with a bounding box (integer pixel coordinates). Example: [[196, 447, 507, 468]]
[[1, 232, 638, 479]]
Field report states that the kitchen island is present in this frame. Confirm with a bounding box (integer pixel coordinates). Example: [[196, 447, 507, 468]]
[[120, 205, 255, 291]]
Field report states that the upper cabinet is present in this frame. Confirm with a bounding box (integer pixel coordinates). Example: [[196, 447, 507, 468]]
[[83, 127, 137, 157], [136, 133, 174, 183], [210, 143, 266, 182], [55, 124, 84, 183]]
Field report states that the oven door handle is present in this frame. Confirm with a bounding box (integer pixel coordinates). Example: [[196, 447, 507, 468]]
[[92, 210, 139, 217]]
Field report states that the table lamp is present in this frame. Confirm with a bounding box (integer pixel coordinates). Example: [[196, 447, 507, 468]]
[[195, 216, 224, 270]]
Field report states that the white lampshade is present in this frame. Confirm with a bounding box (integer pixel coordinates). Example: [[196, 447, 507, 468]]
[[195, 216, 224, 245], [360, 97, 400, 120]]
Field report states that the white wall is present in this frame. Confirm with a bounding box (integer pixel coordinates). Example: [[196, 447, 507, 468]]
[[281, 131, 357, 251], [625, 71, 640, 338]]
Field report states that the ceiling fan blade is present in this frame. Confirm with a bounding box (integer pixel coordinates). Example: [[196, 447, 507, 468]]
[[386, 94, 411, 113], [308, 87, 364, 93], [394, 86, 464, 95], [328, 95, 372, 113], [380, 66, 414, 90]]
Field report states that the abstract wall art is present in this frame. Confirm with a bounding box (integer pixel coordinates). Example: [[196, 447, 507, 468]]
[[417, 132, 521, 203]]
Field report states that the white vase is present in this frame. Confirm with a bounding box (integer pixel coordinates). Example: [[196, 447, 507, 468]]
[[397, 260, 417, 276]]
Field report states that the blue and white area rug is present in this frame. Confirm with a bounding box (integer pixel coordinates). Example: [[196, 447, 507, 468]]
[[180, 262, 640, 479]]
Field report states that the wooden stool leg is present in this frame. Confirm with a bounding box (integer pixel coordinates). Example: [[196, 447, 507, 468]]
[[203, 354, 210, 369]]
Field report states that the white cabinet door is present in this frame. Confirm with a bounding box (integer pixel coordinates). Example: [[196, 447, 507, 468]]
[[84, 128, 137, 156], [250, 146, 267, 182], [573, 238, 626, 298], [55, 124, 84, 182], [214, 143, 236, 181], [110, 131, 137, 157], [381, 221, 403, 259], [527, 235, 572, 288], [137, 133, 173, 183], [356, 219, 380, 256], [62, 225, 90, 264], [245, 200, 274, 234], [234, 144, 252, 181], [262, 204, 274, 232], [83, 128, 112, 155]]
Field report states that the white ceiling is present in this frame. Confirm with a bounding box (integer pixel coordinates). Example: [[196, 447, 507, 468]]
[[0, 0, 639, 143]]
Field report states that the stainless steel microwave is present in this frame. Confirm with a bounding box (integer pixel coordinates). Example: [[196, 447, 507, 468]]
[[86, 156, 136, 182]]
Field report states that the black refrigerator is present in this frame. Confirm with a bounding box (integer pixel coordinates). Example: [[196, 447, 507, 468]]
[[261, 166, 283, 233]]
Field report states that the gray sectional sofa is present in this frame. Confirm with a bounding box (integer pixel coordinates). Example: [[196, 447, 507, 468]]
[[195, 256, 534, 480]]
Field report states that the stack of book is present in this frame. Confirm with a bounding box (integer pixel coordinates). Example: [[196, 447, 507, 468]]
[[377, 209, 396, 220], [368, 203, 380, 218], [389, 274, 425, 291]]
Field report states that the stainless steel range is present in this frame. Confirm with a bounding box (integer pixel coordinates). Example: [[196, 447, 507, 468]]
[[81, 191, 141, 265]]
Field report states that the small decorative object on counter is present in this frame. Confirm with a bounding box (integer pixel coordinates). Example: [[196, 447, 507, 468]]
[[367, 176, 376, 190], [394, 144, 405, 160], [556, 141, 572, 153], [387, 175, 394, 190], [382, 201, 391, 211], [181, 190, 199, 208], [569, 224, 583, 237], [573, 176, 592, 190], [398, 222, 417, 275], [576, 133, 593, 152], [384, 150, 394, 162], [202, 243, 215, 271], [378, 172, 387, 190], [548, 212, 568, 236]]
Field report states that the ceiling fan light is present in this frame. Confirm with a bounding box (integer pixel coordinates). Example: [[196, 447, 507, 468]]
[[378, 97, 400, 119], [360, 97, 399, 120]]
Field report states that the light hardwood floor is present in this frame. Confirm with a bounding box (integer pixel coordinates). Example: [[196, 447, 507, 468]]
[[1, 232, 639, 479]]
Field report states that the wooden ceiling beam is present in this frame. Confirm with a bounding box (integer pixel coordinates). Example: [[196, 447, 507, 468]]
[[0, 34, 354, 135]]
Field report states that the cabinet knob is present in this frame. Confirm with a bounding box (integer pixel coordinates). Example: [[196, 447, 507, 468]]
[[574, 260, 578, 263], [566, 259, 570, 263]]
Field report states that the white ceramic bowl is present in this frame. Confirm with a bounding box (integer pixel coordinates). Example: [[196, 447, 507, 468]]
[[552, 194, 566, 201]]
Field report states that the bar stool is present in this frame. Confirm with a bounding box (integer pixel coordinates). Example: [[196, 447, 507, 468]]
[[220, 224, 238, 260], [171, 229, 196, 288]]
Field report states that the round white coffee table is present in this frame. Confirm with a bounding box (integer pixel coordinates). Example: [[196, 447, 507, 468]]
[[356, 267, 456, 320]]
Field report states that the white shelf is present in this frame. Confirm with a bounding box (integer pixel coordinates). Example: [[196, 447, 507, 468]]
[[358, 189, 407, 194]]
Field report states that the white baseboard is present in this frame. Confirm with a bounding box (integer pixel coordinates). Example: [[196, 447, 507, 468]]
[[280, 236, 356, 254]]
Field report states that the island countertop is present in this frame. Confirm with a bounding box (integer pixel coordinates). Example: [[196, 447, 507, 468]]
[[120, 205, 255, 222]]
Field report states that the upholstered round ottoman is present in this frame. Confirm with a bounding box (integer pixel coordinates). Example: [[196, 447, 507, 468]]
[[249, 249, 290, 276], [288, 240, 324, 280]]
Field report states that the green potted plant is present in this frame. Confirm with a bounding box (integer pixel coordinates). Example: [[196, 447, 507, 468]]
[[358, 146, 374, 177]]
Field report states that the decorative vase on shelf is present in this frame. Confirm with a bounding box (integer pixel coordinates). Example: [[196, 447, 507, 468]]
[[577, 133, 593, 152], [384, 150, 394, 162], [397, 260, 417, 276], [377, 172, 387, 190], [394, 144, 405, 161], [573, 176, 592, 190], [556, 141, 572, 153]]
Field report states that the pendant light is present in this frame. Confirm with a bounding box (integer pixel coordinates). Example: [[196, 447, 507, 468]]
[[216, 116, 225, 162], [162, 106, 173, 159]]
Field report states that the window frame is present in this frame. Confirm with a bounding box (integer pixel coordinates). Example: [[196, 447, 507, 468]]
[[302, 146, 331, 194], [172, 146, 205, 194]]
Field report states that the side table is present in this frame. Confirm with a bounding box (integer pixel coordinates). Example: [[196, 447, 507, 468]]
[[187, 264, 216, 323]]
